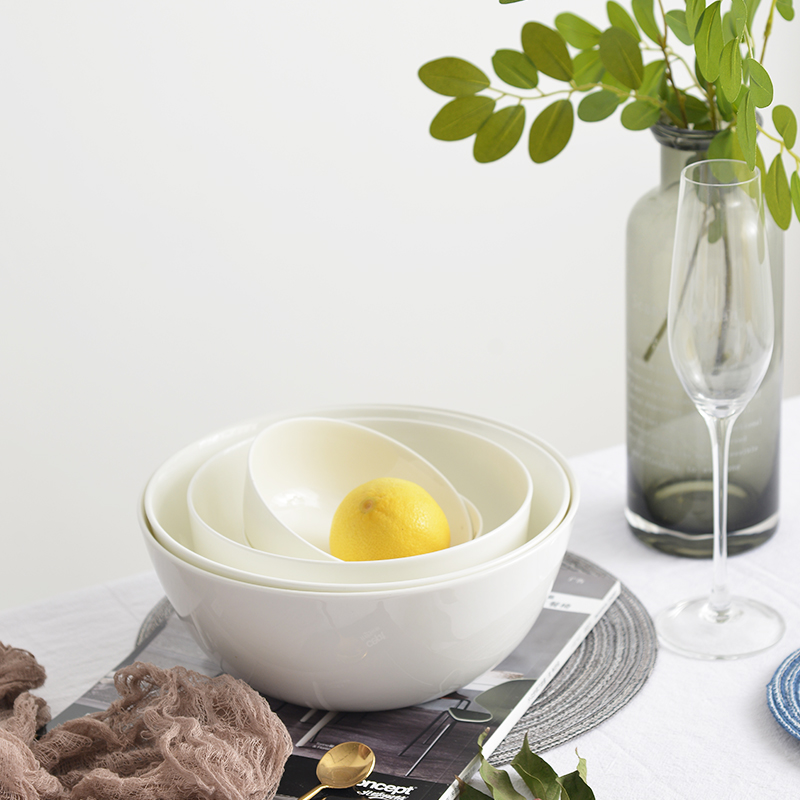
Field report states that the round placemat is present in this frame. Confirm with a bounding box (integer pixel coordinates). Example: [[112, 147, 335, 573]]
[[137, 551, 657, 758], [767, 647, 800, 740], [490, 552, 658, 762]]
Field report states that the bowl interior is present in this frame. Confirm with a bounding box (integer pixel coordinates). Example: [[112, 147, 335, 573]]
[[244, 417, 473, 557]]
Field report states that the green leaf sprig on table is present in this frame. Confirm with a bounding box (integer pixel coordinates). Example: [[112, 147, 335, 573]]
[[457, 733, 596, 800], [418, 0, 799, 229]]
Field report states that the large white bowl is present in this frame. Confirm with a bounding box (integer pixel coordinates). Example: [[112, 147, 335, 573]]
[[243, 417, 472, 558], [140, 405, 577, 710], [140, 484, 574, 712], [161, 423, 537, 587]]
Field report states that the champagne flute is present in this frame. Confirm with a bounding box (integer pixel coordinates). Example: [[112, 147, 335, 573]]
[[656, 158, 785, 659]]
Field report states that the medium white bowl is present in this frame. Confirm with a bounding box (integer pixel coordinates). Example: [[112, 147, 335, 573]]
[[243, 417, 472, 558], [186, 437, 487, 588], [140, 473, 574, 711], [161, 420, 537, 587]]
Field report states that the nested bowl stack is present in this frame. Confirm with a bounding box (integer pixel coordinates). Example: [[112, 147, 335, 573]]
[[140, 404, 578, 712]]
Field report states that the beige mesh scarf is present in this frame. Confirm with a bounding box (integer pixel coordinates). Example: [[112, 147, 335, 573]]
[[0, 641, 293, 800]]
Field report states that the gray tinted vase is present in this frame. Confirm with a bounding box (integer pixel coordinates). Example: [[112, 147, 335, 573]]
[[625, 122, 784, 557]]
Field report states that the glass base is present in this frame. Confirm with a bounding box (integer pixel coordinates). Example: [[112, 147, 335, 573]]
[[626, 506, 779, 557], [655, 595, 785, 659]]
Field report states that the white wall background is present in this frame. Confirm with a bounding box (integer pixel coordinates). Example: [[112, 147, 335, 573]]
[[1, 1, 797, 611]]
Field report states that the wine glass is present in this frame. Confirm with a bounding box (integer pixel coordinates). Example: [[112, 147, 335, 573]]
[[655, 158, 785, 659]]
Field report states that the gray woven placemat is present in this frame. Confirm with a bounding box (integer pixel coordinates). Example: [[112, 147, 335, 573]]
[[137, 551, 657, 759], [490, 551, 658, 761]]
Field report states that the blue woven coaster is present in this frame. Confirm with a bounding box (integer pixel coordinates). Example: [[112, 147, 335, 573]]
[[767, 648, 800, 739]]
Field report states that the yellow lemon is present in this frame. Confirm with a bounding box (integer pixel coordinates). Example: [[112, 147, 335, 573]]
[[329, 477, 451, 561]]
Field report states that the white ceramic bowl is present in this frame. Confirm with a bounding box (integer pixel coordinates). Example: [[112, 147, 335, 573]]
[[163, 421, 537, 587], [243, 417, 472, 558], [186, 437, 487, 589], [140, 449, 575, 710]]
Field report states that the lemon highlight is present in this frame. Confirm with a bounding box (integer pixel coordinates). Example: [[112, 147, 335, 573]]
[[329, 477, 451, 561]]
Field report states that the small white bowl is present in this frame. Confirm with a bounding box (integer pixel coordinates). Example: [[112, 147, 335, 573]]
[[243, 417, 473, 559]]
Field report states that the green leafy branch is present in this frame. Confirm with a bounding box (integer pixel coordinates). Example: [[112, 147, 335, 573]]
[[458, 733, 595, 800], [418, 0, 799, 229]]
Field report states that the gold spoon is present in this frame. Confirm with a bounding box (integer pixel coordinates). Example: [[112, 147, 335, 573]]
[[298, 741, 376, 800]]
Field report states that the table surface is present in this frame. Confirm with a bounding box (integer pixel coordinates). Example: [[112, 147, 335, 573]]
[[2, 396, 799, 799]]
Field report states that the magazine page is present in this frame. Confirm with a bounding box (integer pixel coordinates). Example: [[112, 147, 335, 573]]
[[49, 564, 619, 800]]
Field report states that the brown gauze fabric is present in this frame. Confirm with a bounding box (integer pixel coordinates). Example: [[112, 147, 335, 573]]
[[0, 641, 293, 800]]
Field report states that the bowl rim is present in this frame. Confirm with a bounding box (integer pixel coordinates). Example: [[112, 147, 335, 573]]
[[142, 404, 578, 594], [141, 490, 574, 599]]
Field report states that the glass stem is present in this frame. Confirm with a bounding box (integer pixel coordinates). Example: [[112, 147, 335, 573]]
[[703, 412, 738, 615]]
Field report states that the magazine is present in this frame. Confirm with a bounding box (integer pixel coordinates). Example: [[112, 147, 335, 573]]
[[50, 561, 620, 800]]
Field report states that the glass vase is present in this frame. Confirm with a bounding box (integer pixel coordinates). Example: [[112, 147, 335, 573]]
[[625, 122, 784, 557]]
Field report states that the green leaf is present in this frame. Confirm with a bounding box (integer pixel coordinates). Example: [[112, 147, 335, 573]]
[[639, 59, 667, 98], [777, 0, 795, 20], [521, 22, 574, 81], [479, 758, 526, 800], [573, 49, 605, 85], [455, 777, 493, 800], [511, 737, 560, 800], [716, 82, 735, 120], [557, 770, 596, 800], [620, 98, 661, 129], [707, 127, 745, 161], [695, 1, 724, 83], [747, 0, 764, 25], [474, 105, 525, 162], [719, 38, 743, 101], [685, 0, 707, 40], [773, 104, 798, 149], [430, 96, 496, 141], [765, 154, 792, 230], [418, 58, 490, 97], [682, 95, 712, 124], [598, 26, 643, 89], [632, 0, 662, 43], [575, 751, 588, 784], [722, 11, 736, 42], [756, 144, 767, 181], [528, 99, 574, 163], [492, 49, 539, 89], [555, 13, 602, 49], [747, 58, 774, 107], [736, 88, 757, 168], [665, 89, 710, 126], [607, 1, 640, 39], [791, 171, 800, 222], [578, 90, 622, 121], [665, 10, 693, 44], [731, 0, 749, 35]]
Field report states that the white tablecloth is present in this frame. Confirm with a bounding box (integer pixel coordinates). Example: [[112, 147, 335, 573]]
[[2, 397, 799, 799]]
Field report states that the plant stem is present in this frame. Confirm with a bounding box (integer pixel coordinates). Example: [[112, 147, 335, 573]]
[[715, 204, 732, 371], [756, 122, 800, 169], [656, 0, 689, 127], [760, 0, 779, 63], [644, 206, 712, 362]]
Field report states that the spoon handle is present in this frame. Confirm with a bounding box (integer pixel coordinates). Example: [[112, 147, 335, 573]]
[[297, 784, 327, 800]]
